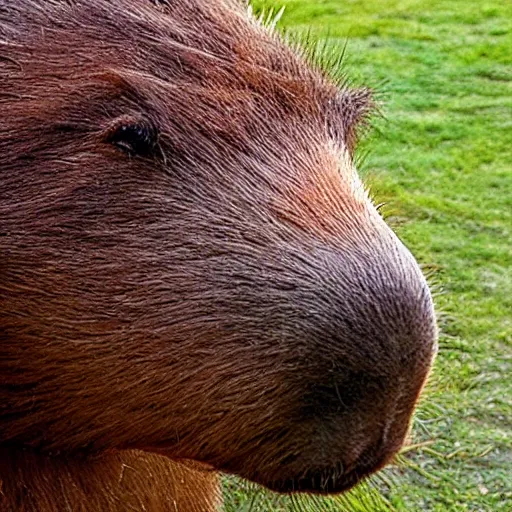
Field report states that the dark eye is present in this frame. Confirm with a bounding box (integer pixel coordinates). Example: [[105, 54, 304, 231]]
[[106, 118, 158, 157]]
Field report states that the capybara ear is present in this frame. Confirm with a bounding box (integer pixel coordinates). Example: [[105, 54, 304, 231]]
[[337, 86, 374, 153]]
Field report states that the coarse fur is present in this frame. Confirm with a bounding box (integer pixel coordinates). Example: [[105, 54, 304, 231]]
[[0, 448, 220, 512], [0, 0, 438, 510]]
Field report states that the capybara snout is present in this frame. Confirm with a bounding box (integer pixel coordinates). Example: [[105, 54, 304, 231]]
[[264, 228, 437, 493], [0, 0, 437, 496]]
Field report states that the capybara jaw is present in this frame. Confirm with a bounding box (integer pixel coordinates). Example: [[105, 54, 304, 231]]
[[261, 459, 377, 495], [0, 0, 437, 498]]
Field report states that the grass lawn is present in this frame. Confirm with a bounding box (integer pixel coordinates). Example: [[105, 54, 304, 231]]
[[224, 0, 512, 510]]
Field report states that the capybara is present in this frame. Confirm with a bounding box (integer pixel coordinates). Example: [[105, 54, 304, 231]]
[[0, 0, 438, 510]]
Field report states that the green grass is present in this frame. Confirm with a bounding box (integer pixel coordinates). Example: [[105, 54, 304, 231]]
[[223, 1, 512, 510]]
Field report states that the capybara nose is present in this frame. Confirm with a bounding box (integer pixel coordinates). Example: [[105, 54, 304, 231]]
[[306, 232, 437, 381], [273, 229, 438, 494]]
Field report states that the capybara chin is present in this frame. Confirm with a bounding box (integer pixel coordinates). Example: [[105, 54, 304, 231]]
[[0, 0, 438, 508]]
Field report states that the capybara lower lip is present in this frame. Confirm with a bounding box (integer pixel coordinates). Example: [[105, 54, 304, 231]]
[[254, 443, 393, 495], [264, 466, 364, 495]]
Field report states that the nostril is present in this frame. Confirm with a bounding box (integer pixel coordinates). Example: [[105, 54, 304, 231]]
[[344, 407, 410, 476], [342, 422, 395, 475], [380, 418, 392, 447]]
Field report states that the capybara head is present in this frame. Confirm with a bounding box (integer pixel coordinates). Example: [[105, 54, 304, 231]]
[[0, 0, 437, 494]]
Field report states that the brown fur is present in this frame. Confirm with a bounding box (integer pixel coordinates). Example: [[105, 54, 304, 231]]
[[0, 449, 220, 511], [0, 0, 438, 510]]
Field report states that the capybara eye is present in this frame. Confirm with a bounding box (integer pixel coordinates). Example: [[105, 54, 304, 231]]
[[106, 119, 158, 157]]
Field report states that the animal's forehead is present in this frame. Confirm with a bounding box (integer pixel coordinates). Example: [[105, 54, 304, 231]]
[[68, 1, 333, 102], [6, 0, 316, 87], [118, 0, 318, 81], [1, 0, 372, 149]]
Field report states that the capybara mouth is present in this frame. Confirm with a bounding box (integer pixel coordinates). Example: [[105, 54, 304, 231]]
[[265, 463, 370, 495], [252, 440, 392, 495]]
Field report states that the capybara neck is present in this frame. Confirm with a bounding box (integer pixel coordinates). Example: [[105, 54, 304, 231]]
[[0, 448, 220, 512]]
